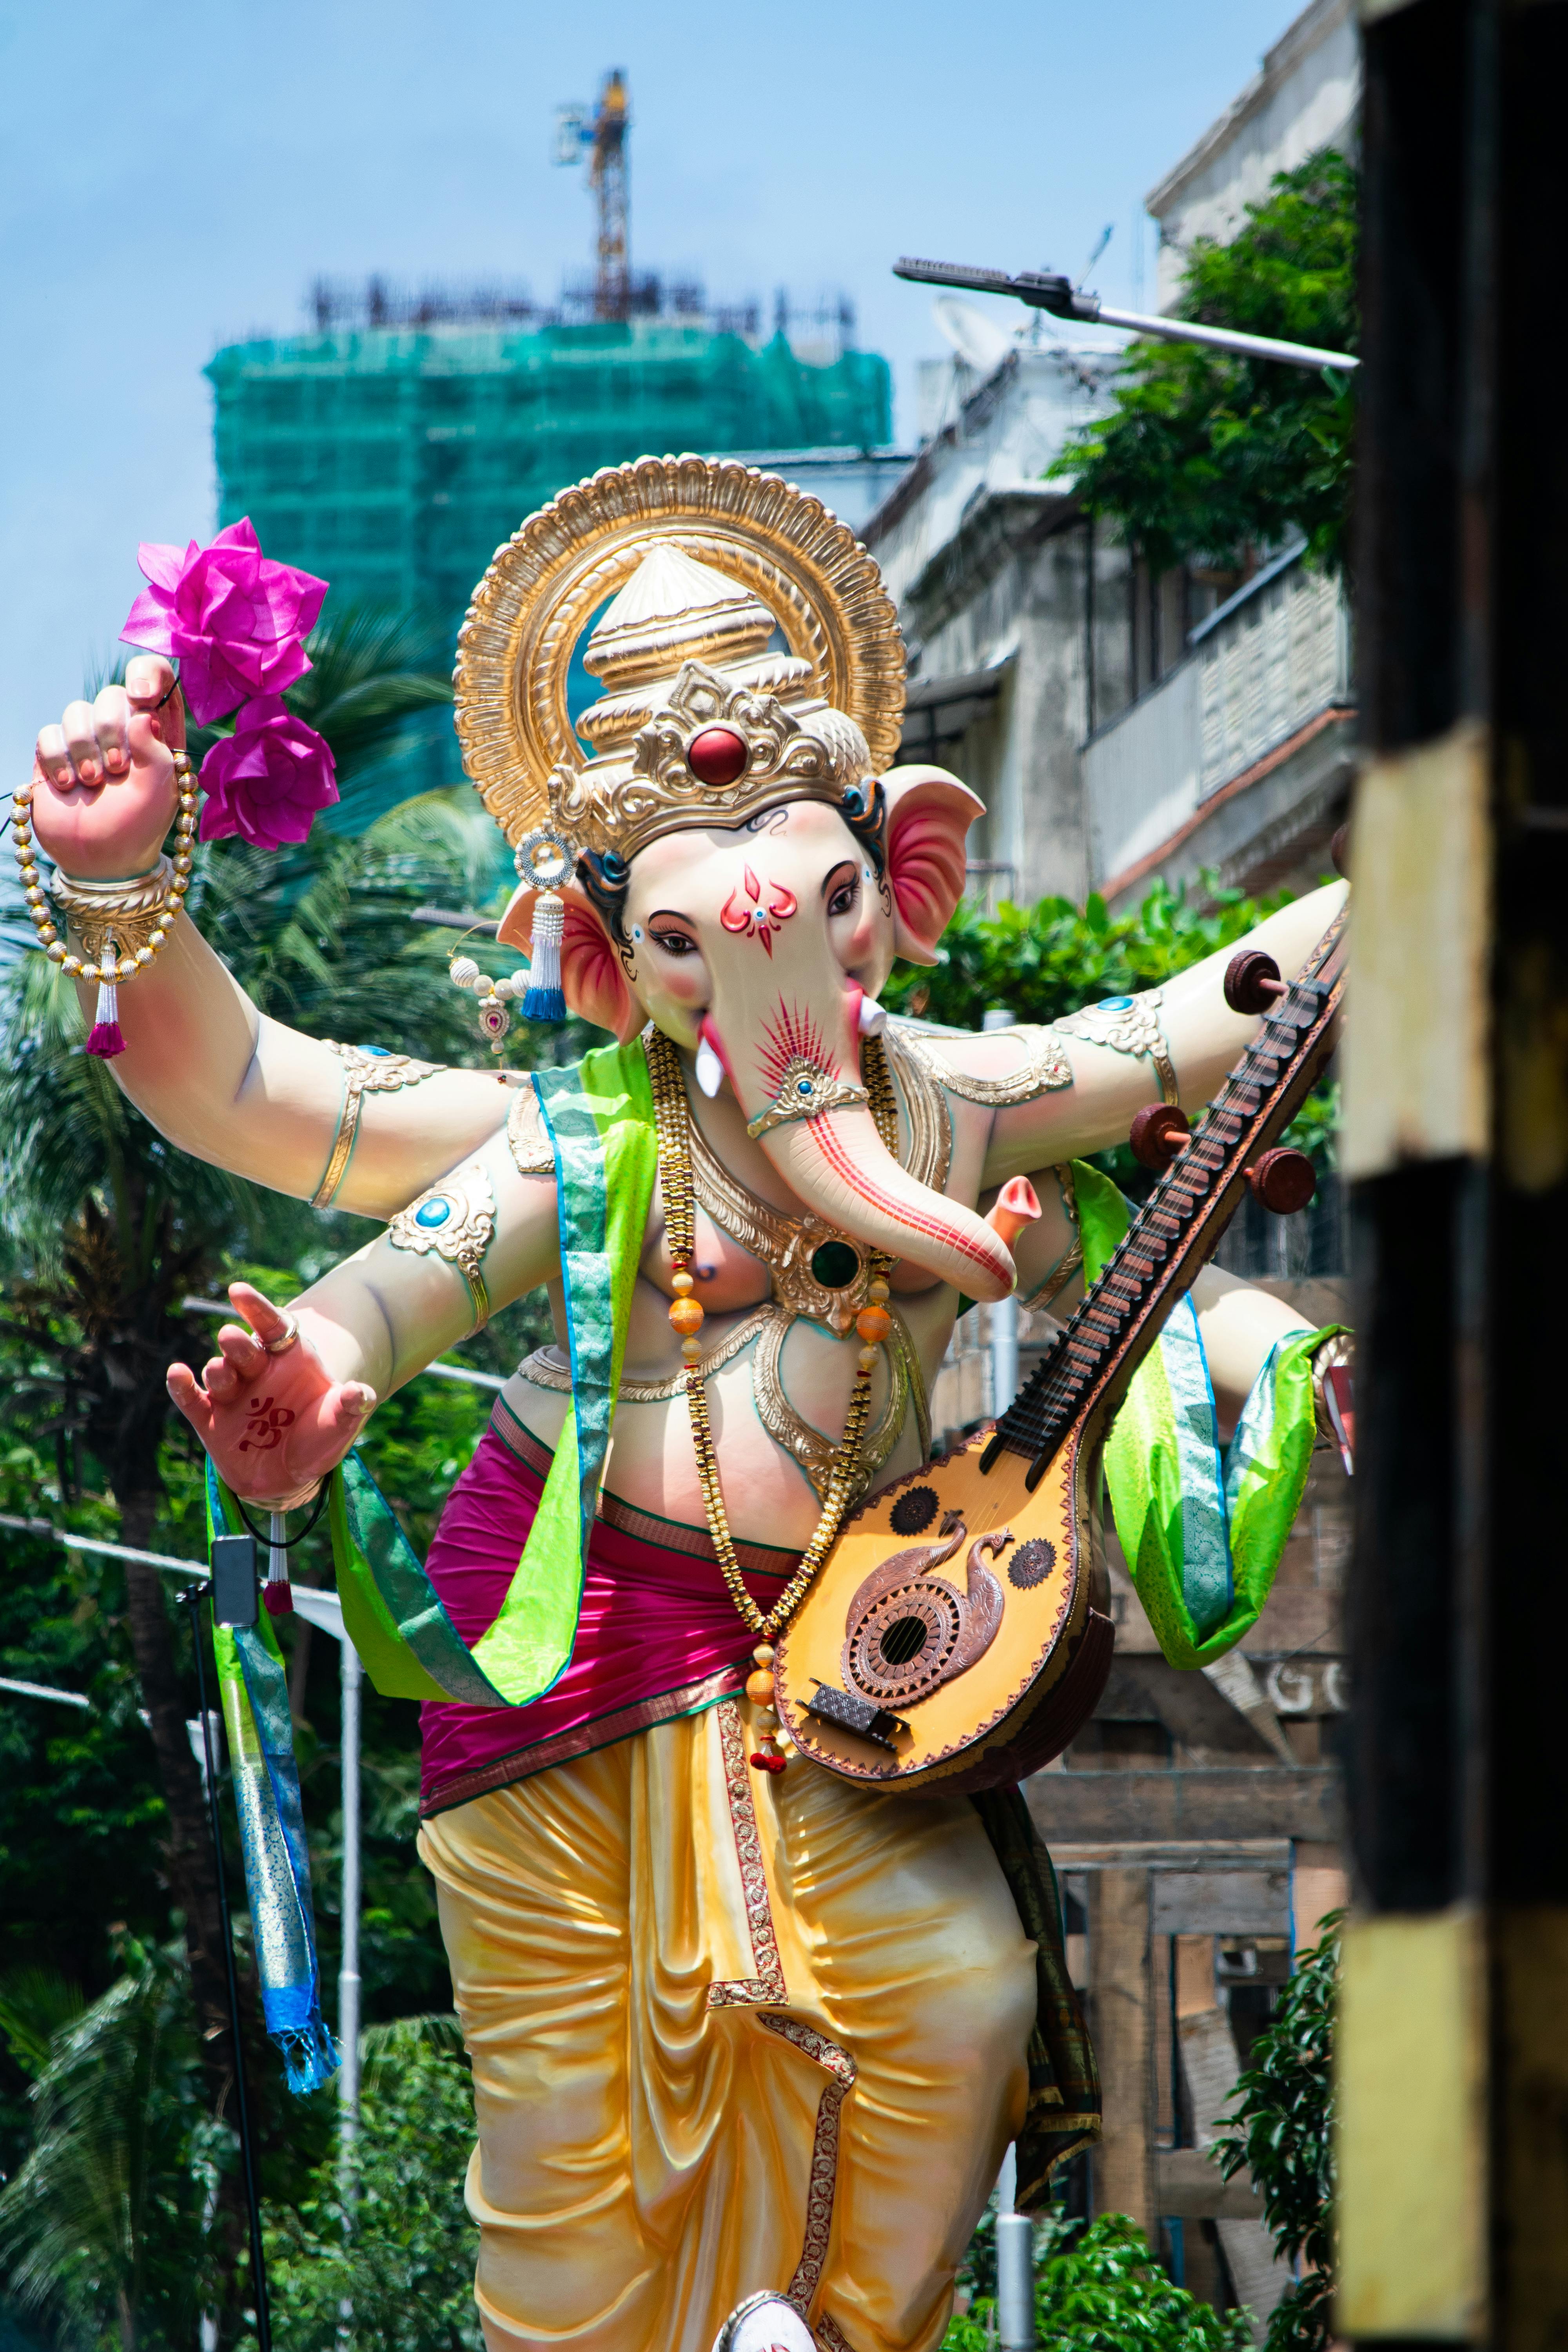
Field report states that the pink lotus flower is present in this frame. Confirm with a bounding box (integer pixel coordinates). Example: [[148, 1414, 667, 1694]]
[[122, 518, 328, 725], [198, 696, 339, 850]]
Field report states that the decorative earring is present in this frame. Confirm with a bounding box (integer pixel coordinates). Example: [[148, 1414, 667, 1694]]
[[515, 828, 574, 1023], [448, 938, 520, 1060]]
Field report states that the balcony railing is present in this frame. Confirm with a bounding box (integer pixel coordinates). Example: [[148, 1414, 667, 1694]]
[[1084, 544, 1352, 894]]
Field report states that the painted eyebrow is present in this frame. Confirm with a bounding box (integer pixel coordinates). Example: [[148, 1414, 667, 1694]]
[[647, 909, 695, 929]]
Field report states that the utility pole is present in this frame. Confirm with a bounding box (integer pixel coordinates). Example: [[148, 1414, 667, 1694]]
[[1336, 3, 1568, 2346]]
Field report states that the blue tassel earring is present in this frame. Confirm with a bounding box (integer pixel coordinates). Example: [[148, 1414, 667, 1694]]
[[522, 892, 566, 1022], [515, 828, 574, 1024]]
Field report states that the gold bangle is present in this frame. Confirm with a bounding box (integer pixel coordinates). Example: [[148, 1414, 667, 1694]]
[[49, 857, 181, 964]]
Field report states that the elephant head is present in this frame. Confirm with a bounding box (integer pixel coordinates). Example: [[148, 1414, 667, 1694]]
[[497, 546, 1016, 1303]]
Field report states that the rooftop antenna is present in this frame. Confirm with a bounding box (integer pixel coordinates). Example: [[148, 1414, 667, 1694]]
[[1076, 223, 1114, 291], [554, 70, 631, 321]]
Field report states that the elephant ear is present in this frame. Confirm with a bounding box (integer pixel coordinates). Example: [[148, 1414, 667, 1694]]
[[497, 883, 641, 1041], [882, 764, 986, 967]]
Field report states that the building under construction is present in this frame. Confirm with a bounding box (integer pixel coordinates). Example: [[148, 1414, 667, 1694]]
[[207, 296, 890, 629], [205, 74, 892, 652]]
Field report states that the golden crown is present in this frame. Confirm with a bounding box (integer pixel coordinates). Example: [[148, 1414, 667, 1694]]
[[452, 456, 906, 880]]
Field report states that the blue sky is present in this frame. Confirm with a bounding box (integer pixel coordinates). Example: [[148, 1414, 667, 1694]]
[[1, 0, 1304, 781]]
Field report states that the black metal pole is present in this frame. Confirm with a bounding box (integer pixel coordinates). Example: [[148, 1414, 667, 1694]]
[[183, 1585, 273, 2352]]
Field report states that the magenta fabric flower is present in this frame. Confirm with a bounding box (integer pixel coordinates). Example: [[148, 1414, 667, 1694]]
[[198, 696, 339, 850], [122, 518, 328, 725]]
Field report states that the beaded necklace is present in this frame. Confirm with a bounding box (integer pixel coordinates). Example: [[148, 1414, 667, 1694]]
[[644, 1026, 901, 1772]]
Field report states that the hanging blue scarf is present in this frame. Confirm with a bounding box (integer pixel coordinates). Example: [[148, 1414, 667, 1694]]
[[205, 1462, 339, 2094]]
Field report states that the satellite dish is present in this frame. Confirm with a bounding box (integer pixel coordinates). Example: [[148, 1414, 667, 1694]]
[[933, 295, 1013, 375]]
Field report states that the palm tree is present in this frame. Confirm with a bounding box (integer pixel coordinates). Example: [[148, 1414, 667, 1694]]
[[0, 1944, 217, 2352], [0, 606, 501, 2314]]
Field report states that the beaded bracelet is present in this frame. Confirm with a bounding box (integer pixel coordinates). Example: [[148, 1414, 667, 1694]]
[[14, 751, 198, 1058]]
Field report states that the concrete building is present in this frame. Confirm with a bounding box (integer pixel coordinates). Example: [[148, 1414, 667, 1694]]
[[864, 0, 1360, 923], [865, 343, 1131, 911], [1147, 0, 1359, 312]]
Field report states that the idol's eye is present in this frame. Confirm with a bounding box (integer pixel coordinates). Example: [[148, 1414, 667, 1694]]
[[826, 872, 859, 920], [651, 929, 696, 958]]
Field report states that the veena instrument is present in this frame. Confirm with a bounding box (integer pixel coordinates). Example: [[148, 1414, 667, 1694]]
[[775, 915, 1347, 1793]]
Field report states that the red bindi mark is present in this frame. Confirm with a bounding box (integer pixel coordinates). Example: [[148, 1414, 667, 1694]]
[[719, 864, 797, 957]]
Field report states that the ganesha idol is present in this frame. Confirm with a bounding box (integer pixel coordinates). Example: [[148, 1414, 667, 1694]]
[[27, 459, 1348, 2352]]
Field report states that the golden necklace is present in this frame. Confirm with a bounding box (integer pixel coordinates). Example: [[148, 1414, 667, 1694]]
[[644, 1026, 900, 1772]]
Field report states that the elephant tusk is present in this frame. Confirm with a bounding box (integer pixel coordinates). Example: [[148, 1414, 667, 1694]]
[[857, 995, 888, 1036], [695, 1019, 726, 1099], [695, 1036, 725, 1098]]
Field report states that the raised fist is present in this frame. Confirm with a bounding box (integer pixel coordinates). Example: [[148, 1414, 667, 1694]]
[[31, 655, 185, 881], [167, 1282, 377, 1510]]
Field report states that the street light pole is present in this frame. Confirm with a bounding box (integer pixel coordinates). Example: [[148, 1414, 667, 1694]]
[[338, 1636, 362, 2185], [289, 1585, 362, 2183], [893, 257, 1359, 374]]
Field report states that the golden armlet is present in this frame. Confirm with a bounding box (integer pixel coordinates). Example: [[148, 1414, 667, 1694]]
[[1056, 990, 1180, 1106], [311, 1042, 441, 1209], [387, 1162, 496, 1328]]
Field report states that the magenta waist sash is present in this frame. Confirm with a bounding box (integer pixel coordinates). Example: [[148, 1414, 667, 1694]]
[[417, 1397, 800, 1815]]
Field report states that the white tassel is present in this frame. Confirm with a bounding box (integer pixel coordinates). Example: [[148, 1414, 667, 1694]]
[[695, 1033, 725, 1097], [523, 891, 566, 1021]]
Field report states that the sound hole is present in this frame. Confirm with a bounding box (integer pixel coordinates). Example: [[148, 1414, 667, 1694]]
[[879, 1616, 929, 1666], [810, 1240, 860, 1290]]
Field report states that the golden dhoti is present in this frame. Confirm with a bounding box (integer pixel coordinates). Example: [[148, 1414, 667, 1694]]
[[417, 1701, 1041, 2352]]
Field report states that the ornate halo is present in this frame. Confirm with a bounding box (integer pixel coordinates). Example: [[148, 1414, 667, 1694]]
[[452, 454, 907, 851]]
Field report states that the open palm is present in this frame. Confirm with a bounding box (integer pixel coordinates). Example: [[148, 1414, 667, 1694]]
[[165, 1281, 376, 1509]]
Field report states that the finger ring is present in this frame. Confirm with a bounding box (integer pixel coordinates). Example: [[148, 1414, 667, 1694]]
[[264, 1315, 300, 1355]]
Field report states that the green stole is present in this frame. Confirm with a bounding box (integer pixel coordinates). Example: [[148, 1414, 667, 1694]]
[[327, 1038, 659, 1707], [1073, 1159, 1340, 1669]]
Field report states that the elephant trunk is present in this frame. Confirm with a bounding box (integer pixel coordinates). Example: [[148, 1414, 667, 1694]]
[[751, 1103, 1016, 1302]]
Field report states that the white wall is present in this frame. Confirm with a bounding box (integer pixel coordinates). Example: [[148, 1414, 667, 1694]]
[[1146, 0, 1360, 312]]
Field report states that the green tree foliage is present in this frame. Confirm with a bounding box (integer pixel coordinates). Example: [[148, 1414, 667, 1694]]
[[261, 2017, 481, 2352], [886, 876, 1336, 1181], [0, 1941, 227, 2352], [1050, 152, 1358, 575], [1212, 1917, 1339, 2352], [944, 2209, 1252, 2352], [884, 875, 1290, 1034]]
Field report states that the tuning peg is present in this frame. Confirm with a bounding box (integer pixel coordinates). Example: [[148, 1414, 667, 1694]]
[[1246, 1146, 1317, 1214], [1130, 1102, 1191, 1172], [1225, 949, 1289, 1016]]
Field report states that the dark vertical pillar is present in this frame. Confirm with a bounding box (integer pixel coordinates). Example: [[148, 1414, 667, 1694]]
[[1342, 2, 1568, 2345]]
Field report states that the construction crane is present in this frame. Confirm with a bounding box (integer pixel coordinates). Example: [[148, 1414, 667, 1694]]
[[554, 71, 631, 322]]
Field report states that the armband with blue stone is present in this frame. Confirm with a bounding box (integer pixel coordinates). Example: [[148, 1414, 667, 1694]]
[[387, 1162, 497, 1328]]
